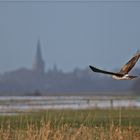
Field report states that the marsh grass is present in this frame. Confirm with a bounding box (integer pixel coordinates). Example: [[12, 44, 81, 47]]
[[0, 108, 139, 140]]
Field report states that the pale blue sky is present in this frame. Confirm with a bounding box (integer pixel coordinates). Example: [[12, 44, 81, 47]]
[[0, 0, 140, 73]]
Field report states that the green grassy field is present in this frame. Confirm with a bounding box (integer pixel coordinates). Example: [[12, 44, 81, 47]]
[[0, 108, 140, 140]]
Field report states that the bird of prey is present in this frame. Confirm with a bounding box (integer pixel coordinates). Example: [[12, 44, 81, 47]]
[[89, 51, 140, 80]]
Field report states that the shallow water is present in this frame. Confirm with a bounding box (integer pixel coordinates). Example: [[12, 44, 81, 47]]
[[0, 96, 139, 115]]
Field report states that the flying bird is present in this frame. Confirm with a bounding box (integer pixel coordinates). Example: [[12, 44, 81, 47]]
[[89, 51, 140, 80]]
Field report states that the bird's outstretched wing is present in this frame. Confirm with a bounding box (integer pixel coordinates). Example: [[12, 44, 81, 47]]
[[89, 65, 124, 77], [119, 51, 140, 74]]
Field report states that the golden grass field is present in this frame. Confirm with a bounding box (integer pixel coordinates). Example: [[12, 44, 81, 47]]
[[0, 108, 140, 140]]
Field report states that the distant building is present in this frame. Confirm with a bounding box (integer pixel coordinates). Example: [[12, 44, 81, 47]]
[[32, 40, 45, 74], [0, 39, 137, 95]]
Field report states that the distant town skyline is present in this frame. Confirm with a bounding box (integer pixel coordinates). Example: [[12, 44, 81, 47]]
[[0, 1, 140, 73]]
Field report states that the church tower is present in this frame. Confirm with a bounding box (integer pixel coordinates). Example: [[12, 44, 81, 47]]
[[32, 40, 45, 74]]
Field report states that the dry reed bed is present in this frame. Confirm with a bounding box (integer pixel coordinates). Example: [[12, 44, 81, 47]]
[[0, 109, 139, 140], [0, 122, 139, 140]]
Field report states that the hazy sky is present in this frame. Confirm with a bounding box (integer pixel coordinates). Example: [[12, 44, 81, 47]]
[[0, 0, 140, 73]]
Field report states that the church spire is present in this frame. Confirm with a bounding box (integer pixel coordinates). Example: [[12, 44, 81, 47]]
[[32, 40, 45, 74]]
